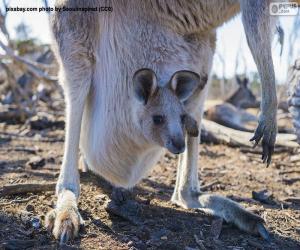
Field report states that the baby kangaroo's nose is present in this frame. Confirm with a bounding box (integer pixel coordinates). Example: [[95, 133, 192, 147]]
[[170, 137, 185, 154]]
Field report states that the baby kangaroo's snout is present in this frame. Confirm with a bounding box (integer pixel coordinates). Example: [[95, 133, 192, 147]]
[[166, 115, 199, 154], [167, 136, 185, 154]]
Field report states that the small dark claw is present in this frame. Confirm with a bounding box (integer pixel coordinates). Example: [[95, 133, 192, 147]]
[[262, 131, 275, 166], [262, 141, 269, 163], [267, 131, 276, 166], [257, 223, 271, 242], [266, 146, 274, 167], [250, 124, 265, 148], [251, 139, 259, 148]]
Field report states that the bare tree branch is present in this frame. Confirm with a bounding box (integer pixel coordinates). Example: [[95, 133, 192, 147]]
[[0, 0, 10, 42], [0, 40, 57, 83]]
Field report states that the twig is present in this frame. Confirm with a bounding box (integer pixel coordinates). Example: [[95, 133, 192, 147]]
[[227, 195, 260, 204], [282, 197, 300, 204], [283, 177, 300, 185], [0, 106, 33, 123], [0, 40, 57, 82], [0, 2, 10, 42], [200, 181, 220, 191], [0, 183, 56, 196], [0, 146, 38, 154], [0, 195, 38, 206], [0, 131, 64, 142], [279, 169, 300, 175]]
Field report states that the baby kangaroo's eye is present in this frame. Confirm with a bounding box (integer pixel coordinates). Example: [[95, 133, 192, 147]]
[[152, 115, 164, 125]]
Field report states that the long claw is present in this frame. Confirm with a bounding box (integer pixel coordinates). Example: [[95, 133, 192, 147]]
[[262, 142, 269, 163]]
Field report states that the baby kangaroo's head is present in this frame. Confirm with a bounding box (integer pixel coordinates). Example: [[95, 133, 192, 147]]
[[133, 68, 202, 154]]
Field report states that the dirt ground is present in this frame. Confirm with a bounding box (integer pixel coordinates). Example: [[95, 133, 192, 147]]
[[0, 119, 300, 250]]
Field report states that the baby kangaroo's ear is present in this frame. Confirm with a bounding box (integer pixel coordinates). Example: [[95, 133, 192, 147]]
[[184, 114, 199, 137], [170, 70, 201, 102], [133, 68, 157, 105]]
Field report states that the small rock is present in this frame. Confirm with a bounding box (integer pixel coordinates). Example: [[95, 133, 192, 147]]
[[47, 157, 55, 164], [26, 204, 35, 212], [161, 236, 168, 240], [26, 156, 46, 169]]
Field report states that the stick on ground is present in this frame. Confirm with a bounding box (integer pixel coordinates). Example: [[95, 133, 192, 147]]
[[0, 182, 56, 196]]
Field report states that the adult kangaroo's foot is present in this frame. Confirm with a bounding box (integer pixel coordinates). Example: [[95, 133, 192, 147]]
[[46, 190, 84, 244]]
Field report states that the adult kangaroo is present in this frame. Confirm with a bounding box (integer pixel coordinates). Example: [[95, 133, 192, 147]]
[[47, 0, 278, 243]]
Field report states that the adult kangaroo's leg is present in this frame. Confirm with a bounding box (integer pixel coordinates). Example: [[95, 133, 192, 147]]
[[240, 0, 278, 165], [45, 5, 99, 244]]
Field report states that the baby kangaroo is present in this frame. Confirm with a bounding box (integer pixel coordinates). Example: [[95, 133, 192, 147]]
[[46, 0, 277, 244]]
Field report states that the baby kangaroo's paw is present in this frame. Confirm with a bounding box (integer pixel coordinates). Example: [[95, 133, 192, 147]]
[[250, 112, 277, 166], [45, 190, 83, 245]]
